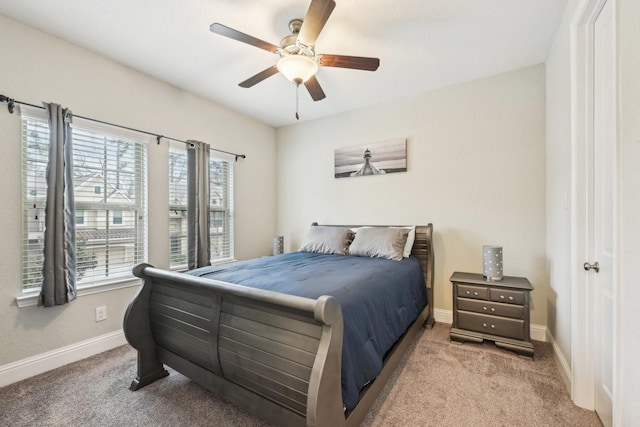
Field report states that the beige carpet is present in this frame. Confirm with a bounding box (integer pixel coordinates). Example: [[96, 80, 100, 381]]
[[0, 323, 601, 426], [362, 324, 601, 426]]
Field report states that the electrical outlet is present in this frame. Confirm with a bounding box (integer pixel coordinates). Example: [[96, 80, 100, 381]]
[[95, 306, 107, 322]]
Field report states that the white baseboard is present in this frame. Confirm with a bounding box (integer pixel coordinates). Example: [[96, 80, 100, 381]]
[[432, 309, 548, 343], [530, 323, 547, 342], [433, 308, 453, 324], [0, 329, 127, 388], [547, 331, 572, 393]]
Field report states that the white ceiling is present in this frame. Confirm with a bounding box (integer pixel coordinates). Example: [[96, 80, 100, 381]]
[[0, 0, 567, 128]]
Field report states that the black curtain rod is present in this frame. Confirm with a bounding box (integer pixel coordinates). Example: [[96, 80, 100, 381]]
[[0, 94, 246, 161]]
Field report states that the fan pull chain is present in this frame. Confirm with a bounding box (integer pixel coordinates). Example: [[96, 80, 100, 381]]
[[295, 83, 300, 120]]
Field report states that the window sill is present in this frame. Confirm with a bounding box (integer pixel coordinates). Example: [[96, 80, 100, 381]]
[[15, 277, 140, 308], [15, 258, 237, 308]]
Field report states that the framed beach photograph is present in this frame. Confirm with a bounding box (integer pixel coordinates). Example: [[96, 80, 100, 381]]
[[334, 138, 407, 178]]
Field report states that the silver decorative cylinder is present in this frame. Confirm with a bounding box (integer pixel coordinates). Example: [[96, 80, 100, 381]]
[[483, 245, 503, 281], [272, 236, 284, 256]]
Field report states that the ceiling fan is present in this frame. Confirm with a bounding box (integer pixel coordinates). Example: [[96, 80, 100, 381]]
[[210, 0, 380, 119]]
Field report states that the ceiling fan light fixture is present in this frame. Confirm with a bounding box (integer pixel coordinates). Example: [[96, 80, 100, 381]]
[[277, 55, 318, 85]]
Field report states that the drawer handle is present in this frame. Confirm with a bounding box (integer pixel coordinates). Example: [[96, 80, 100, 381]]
[[474, 291, 479, 296], [482, 323, 496, 329], [466, 291, 470, 295], [508, 296, 514, 301], [491, 324, 496, 329], [500, 295, 505, 300], [490, 307, 496, 312], [482, 306, 488, 311]]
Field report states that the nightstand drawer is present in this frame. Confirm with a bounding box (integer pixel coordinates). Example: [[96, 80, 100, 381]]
[[489, 288, 525, 305], [456, 284, 488, 300], [457, 311, 526, 340], [457, 298, 524, 319]]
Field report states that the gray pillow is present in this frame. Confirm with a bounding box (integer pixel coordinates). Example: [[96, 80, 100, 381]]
[[349, 227, 409, 261], [299, 226, 354, 255]]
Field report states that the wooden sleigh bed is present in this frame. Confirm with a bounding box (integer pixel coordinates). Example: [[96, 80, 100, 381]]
[[123, 223, 435, 426]]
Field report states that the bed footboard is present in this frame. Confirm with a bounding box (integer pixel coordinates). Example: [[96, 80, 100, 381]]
[[123, 263, 345, 426]]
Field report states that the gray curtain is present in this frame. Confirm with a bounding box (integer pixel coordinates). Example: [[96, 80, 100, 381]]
[[39, 103, 77, 307], [187, 141, 211, 269]]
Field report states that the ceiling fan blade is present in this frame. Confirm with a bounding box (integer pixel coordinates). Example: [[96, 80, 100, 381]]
[[297, 0, 336, 47], [239, 65, 279, 88], [319, 54, 380, 71], [210, 23, 279, 53], [304, 76, 326, 101]]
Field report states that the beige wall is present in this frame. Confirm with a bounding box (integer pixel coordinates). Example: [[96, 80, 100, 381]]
[[0, 14, 277, 365], [545, 0, 577, 375], [276, 65, 548, 325]]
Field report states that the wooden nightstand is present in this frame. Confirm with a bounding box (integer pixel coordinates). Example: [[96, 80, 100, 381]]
[[449, 271, 534, 358]]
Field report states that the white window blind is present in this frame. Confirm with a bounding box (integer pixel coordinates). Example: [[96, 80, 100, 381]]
[[21, 108, 148, 291], [209, 155, 234, 262], [168, 145, 188, 267], [168, 144, 234, 268]]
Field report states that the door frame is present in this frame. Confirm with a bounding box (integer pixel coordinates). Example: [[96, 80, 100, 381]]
[[569, 0, 619, 419]]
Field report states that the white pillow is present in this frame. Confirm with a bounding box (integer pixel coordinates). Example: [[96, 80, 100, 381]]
[[349, 227, 409, 261], [299, 226, 354, 255], [352, 226, 416, 258]]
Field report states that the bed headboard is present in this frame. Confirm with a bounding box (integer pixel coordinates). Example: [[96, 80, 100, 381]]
[[311, 223, 435, 327]]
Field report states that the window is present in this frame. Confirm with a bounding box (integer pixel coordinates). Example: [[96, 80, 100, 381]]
[[168, 144, 234, 268], [168, 145, 188, 267], [209, 156, 234, 262], [22, 108, 148, 292], [76, 210, 85, 225], [112, 210, 123, 225]]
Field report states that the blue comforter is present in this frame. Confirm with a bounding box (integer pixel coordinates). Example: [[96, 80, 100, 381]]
[[187, 251, 428, 410]]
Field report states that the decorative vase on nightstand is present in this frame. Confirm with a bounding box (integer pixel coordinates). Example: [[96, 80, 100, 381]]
[[272, 236, 284, 255], [483, 245, 503, 281]]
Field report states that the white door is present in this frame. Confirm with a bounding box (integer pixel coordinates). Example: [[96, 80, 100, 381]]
[[590, 0, 616, 425]]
